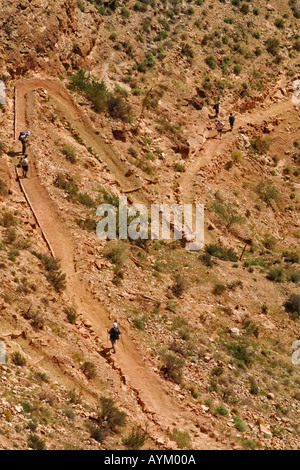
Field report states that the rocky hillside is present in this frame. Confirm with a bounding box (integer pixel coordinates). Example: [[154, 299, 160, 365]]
[[0, 0, 300, 451]]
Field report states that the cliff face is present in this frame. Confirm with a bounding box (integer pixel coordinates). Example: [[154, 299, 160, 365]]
[[0, 0, 101, 76]]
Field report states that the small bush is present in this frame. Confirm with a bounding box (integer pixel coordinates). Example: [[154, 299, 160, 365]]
[[160, 350, 185, 384], [28, 434, 47, 450], [250, 135, 271, 154], [266, 38, 280, 56], [284, 294, 300, 319], [11, 351, 26, 366], [65, 307, 77, 324], [231, 148, 243, 163], [214, 404, 229, 416], [60, 145, 76, 163], [123, 425, 148, 450], [256, 181, 279, 207], [213, 283, 227, 295], [172, 274, 187, 297], [81, 361, 97, 380], [169, 428, 191, 449]]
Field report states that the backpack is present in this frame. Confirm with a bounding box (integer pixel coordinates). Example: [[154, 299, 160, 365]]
[[110, 327, 120, 340], [19, 132, 26, 141]]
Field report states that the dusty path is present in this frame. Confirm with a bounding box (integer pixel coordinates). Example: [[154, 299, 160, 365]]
[[179, 96, 294, 204], [14, 78, 227, 449]]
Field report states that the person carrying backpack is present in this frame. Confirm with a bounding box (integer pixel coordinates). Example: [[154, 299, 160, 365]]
[[108, 321, 121, 353], [21, 154, 29, 178], [18, 131, 30, 155], [215, 120, 225, 140], [213, 101, 221, 117], [229, 113, 235, 130]]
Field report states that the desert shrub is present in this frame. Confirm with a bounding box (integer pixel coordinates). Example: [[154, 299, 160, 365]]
[[169, 428, 191, 449], [28, 434, 47, 450], [284, 294, 300, 319], [42, 255, 66, 292], [212, 198, 244, 228], [160, 350, 185, 384], [123, 425, 148, 450], [11, 351, 26, 366], [274, 18, 284, 29], [213, 283, 227, 295], [250, 135, 271, 154], [205, 54, 216, 69], [105, 241, 128, 266], [81, 361, 97, 380], [233, 64, 242, 75], [1, 211, 17, 228], [64, 307, 77, 324], [172, 274, 187, 297], [214, 404, 229, 416], [87, 395, 126, 443], [282, 251, 299, 264], [266, 38, 280, 55], [267, 267, 285, 282], [205, 243, 238, 262], [256, 181, 279, 206], [228, 340, 255, 367], [233, 415, 246, 432], [69, 69, 132, 122], [231, 148, 243, 163], [0, 178, 8, 196], [60, 145, 76, 163]]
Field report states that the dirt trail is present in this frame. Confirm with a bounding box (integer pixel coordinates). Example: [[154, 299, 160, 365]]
[[14, 78, 227, 449], [179, 96, 293, 204]]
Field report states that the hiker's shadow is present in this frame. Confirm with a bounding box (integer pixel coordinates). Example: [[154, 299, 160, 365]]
[[8, 151, 22, 158], [98, 347, 113, 359], [209, 114, 218, 120]]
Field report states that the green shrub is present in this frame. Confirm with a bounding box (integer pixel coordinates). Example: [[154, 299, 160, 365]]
[[266, 38, 280, 55], [250, 135, 271, 154], [205, 243, 238, 262], [11, 351, 26, 366], [42, 255, 66, 292], [233, 415, 246, 432], [256, 181, 279, 206], [28, 434, 47, 450], [60, 145, 77, 163], [214, 404, 229, 416], [231, 148, 243, 163], [81, 361, 97, 380], [228, 340, 255, 367], [284, 294, 300, 319], [169, 428, 191, 449], [213, 283, 227, 295], [160, 350, 185, 384], [123, 425, 148, 450], [205, 54, 217, 69]]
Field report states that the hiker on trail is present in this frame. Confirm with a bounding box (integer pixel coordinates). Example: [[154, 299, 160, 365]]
[[229, 113, 235, 131], [108, 321, 121, 353], [215, 120, 225, 140], [213, 101, 221, 117], [18, 131, 30, 155], [21, 154, 29, 178]]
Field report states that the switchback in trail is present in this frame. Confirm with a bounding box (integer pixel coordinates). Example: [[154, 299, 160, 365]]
[[14, 78, 228, 450]]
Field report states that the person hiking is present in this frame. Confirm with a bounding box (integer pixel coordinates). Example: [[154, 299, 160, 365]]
[[21, 154, 29, 178], [213, 101, 221, 117], [216, 120, 225, 140], [229, 113, 235, 130], [108, 321, 121, 353], [18, 131, 30, 155]]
